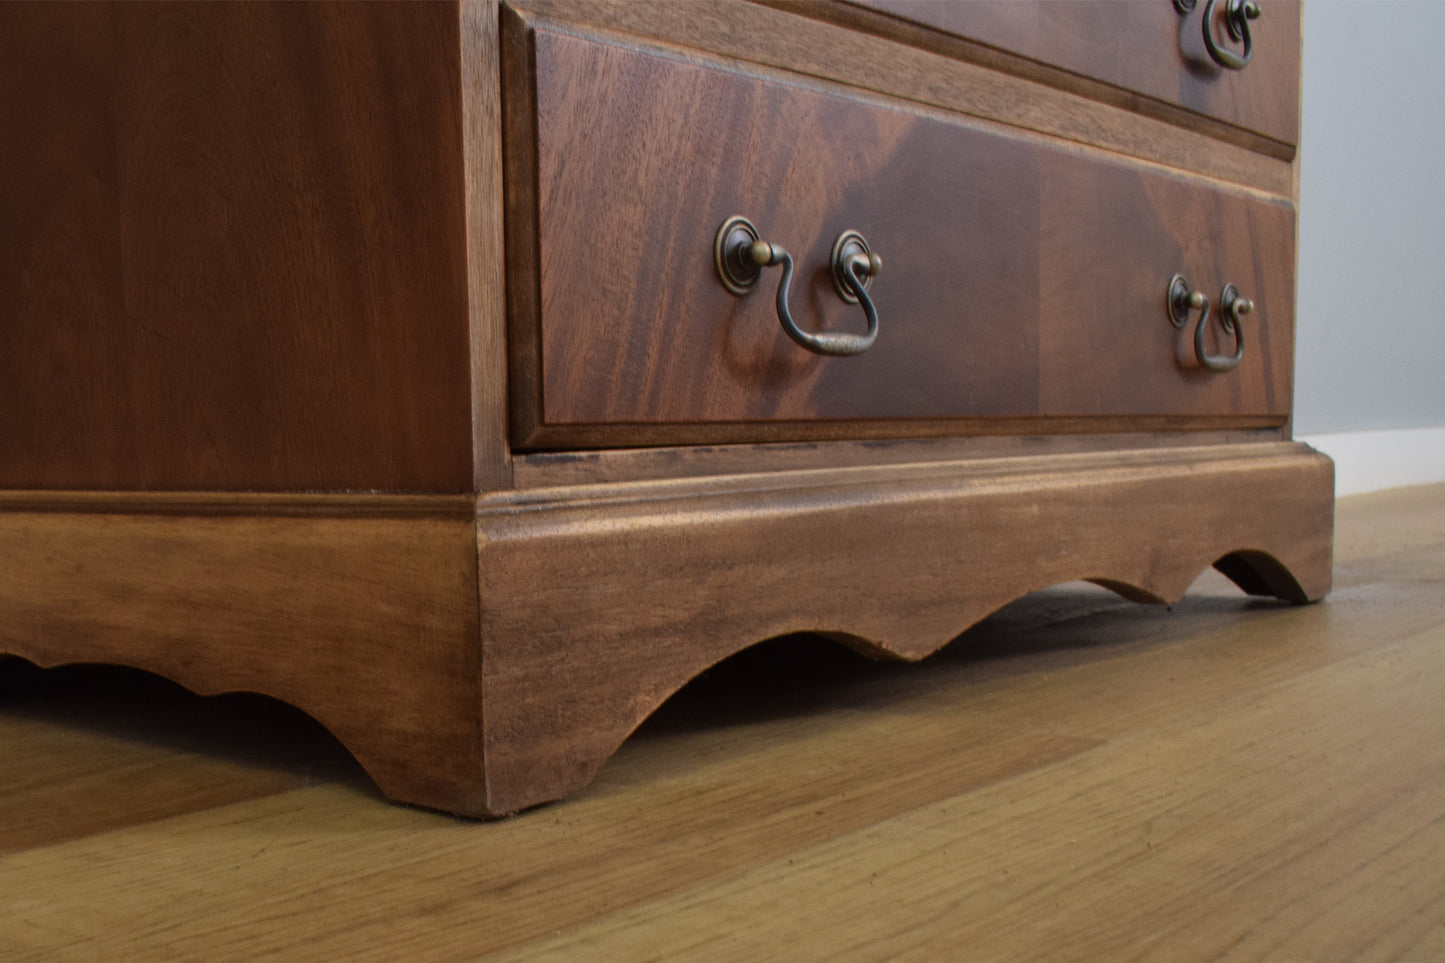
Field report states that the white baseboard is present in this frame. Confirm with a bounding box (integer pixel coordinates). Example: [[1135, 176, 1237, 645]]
[[1297, 427, 1445, 497]]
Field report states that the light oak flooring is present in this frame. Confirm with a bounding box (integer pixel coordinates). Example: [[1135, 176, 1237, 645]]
[[2, 483, 1443, 960]]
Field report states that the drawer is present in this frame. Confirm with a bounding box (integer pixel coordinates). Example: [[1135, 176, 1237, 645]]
[[504, 18, 1294, 448], [845, 0, 1300, 149]]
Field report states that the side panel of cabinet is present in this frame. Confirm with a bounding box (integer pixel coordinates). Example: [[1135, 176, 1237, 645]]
[[0, 2, 474, 491]]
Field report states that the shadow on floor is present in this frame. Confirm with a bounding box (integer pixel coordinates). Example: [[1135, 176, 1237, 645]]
[[632, 579, 1288, 740], [1, 580, 1285, 807], [0, 657, 375, 794]]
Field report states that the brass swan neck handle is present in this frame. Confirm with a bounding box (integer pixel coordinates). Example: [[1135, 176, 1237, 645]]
[[715, 216, 882, 358], [1204, 0, 1261, 70], [1168, 274, 1250, 373]]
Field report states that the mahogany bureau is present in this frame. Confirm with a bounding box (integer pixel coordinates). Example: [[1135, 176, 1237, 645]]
[[0, 0, 1331, 816]]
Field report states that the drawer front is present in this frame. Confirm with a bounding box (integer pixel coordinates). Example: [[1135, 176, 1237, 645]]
[[506, 21, 1294, 448], [849, 0, 1299, 148]]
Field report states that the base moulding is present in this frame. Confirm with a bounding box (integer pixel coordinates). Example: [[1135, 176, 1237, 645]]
[[0, 441, 1333, 816]]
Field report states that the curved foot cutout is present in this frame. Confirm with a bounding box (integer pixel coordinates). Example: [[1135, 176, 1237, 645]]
[[1214, 549, 1312, 603], [0, 656, 374, 791], [498, 541, 1329, 814]]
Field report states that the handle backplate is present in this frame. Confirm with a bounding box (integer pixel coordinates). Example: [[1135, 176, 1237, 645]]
[[714, 215, 763, 296]]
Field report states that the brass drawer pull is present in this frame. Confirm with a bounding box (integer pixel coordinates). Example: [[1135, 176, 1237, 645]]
[[715, 216, 882, 357], [1200, 282, 1251, 371], [1203, 0, 1260, 70], [1167, 274, 1250, 372]]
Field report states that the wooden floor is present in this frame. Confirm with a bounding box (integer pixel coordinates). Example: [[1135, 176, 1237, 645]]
[[2, 484, 1443, 960]]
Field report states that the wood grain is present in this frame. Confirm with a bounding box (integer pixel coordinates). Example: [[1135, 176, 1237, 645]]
[[0, 2, 474, 491], [512, 427, 1289, 487], [509, 22, 1294, 447], [0, 440, 1329, 818], [510, 1, 1294, 196], [476, 441, 1331, 812], [516, 414, 1289, 452], [495, 588, 1445, 960], [0, 483, 1435, 960], [834, 0, 1301, 149], [461, 2, 515, 492], [0, 494, 485, 815], [0, 0, 1327, 829]]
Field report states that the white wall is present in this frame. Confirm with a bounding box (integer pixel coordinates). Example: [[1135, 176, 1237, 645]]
[[1294, 1, 1445, 491]]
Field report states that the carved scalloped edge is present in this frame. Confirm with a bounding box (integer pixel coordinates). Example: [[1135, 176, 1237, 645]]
[[0, 443, 1336, 817], [0, 643, 443, 813], [474, 443, 1334, 814], [827, 548, 1313, 662], [0, 650, 368, 769], [0, 503, 488, 815], [496, 545, 1316, 817], [591, 543, 1308, 754], [0, 541, 1316, 819]]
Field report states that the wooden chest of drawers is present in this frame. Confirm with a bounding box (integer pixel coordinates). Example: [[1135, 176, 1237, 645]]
[[0, 0, 1331, 816]]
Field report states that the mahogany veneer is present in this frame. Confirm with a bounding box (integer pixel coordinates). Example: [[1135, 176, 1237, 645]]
[[834, 0, 1301, 150], [514, 24, 1295, 446], [0, 0, 1331, 816], [0, 1, 475, 492]]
